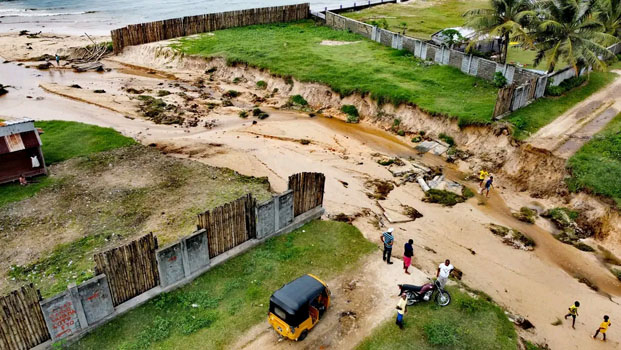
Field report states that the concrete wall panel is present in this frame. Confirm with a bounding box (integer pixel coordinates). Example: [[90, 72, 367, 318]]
[[184, 229, 209, 274], [40, 292, 82, 341], [77, 275, 114, 325], [278, 191, 294, 229], [156, 242, 186, 287], [256, 198, 276, 239]]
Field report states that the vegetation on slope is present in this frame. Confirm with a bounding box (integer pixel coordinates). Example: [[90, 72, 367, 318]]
[[173, 20, 498, 125]]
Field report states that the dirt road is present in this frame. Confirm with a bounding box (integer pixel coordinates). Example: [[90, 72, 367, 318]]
[[528, 71, 621, 158], [1, 39, 620, 350]]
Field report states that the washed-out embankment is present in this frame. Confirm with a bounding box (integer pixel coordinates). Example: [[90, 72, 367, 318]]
[[109, 42, 621, 256]]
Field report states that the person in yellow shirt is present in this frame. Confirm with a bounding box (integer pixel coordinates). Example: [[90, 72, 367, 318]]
[[396, 293, 408, 329], [564, 301, 580, 329], [593, 315, 611, 341], [478, 169, 489, 188]]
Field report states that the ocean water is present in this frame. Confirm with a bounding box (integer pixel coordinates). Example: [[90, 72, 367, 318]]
[[0, 0, 349, 35]]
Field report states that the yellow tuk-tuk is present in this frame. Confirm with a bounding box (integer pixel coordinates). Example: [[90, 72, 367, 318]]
[[268, 274, 330, 341]]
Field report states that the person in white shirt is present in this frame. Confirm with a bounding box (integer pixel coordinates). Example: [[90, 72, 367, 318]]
[[436, 259, 454, 288]]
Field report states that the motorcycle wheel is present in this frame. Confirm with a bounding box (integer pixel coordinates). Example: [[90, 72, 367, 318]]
[[406, 292, 416, 306], [434, 290, 451, 306]]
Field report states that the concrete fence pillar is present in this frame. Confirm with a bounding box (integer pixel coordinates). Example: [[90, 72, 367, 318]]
[[67, 283, 88, 329]]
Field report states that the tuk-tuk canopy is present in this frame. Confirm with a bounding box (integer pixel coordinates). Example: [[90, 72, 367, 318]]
[[270, 275, 325, 320]]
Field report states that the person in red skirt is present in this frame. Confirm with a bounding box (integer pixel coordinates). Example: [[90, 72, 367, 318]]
[[403, 239, 414, 274]]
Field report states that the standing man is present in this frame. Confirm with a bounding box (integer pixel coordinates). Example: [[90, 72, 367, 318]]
[[396, 293, 407, 329], [55, 53, 60, 67], [593, 315, 611, 341], [381, 227, 394, 265], [403, 239, 414, 275], [564, 301, 580, 329], [436, 259, 453, 288]]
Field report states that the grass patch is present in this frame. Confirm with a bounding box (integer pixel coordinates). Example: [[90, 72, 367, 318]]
[[507, 72, 617, 140], [344, 0, 488, 39], [438, 133, 455, 147], [173, 21, 497, 124], [37, 121, 136, 164], [0, 121, 135, 208], [356, 287, 517, 350], [288, 94, 308, 106], [567, 112, 621, 207], [70, 220, 375, 350], [512, 207, 537, 224], [255, 80, 267, 89]]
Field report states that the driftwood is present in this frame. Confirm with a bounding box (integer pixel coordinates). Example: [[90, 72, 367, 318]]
[[66, 33, 110, 72]]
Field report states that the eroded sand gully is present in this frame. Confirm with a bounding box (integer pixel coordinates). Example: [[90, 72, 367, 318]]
[[1, 36, 620, 349]]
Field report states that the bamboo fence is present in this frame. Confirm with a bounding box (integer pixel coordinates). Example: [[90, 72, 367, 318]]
[[93, 233, 160, 306], [111, 3, 310, 53], [197, 194, 256, 258], [288, 172, 325, 217], [0, 284, 50, 350]]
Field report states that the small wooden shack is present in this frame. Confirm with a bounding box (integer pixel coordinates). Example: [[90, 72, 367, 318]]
[[0, 117, 47, 184]]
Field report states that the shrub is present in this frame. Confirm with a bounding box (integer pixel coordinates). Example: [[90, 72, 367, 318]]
[[439, 133, 455, 147], [223, 90, 241, 98], [157, 90, 171, 97], [232, 77, 241, 84], [512, 207, 537, 224], [423, 320, 458, 346], [493, 72, 508, 88], [341, 105, 359, 117], [238, 111, 248, 118], [377, 158, 395, 166], [573, 242, 594, 252], [368, 19, 389, 29], [252, 108, 263, 116], [462, 186, 475, 198], [393, 118, 401, 127], [288, 94, 308, 106], [545, 75, 587, 96], [512, 231, 536, 247], [257, 113, 269, 120], [256, 80, 267, 89], [411, 136, 422, 143], [397, 130, 405, 136], [347, 115, 360, 123], [424, 189, 466, 206]]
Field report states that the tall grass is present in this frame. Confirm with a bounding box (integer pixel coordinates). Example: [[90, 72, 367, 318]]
[[173, 21, 498, 125]]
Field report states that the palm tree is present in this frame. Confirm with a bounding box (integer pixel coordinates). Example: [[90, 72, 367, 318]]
[[533, 0, 617, 73], [595, 0, 621, 38], [464, 0, 536, 63]]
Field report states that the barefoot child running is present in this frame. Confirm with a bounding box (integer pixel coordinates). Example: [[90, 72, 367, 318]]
[[564, 301, 580, 329], [593, 315, 611, 341]]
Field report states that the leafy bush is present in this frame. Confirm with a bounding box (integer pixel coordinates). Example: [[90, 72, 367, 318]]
[[232, 77, 241, 84], [493, 72, 508, 88], [439, 133, 455, 147], [411, 136, 422, 143], [257, 113, 269, 120], [512, 207, 537, 224], [157, 90, 171, 97], [252, 108, 263, 116], [545, 75, 587, 96], [423, 320, 458, 346], [573, 242, 594, 252], [341, 104, 359, 117], [512, 230, 536, 247], [288, 94, 308, 106], [368, 18, 389, 29], [377, 158, 395, 166], [397, 130, 405, 136], [424, 189, 467, 206], [462, 186, 475, 198], [223, 90, 241, 98], [256, 80, 267, 89], [238, 111, 248, 118]]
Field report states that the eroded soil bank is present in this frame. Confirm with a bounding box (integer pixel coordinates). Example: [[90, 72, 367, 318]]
[[1, 33, 620, 349]]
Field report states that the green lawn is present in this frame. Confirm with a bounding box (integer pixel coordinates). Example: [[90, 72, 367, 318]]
[[344, 0, 488, 39], [37, 120, 137, 164], [173, 20, 498, 125], [567, 112, 621, 207], [69, 220, 375, 350], [356, 288, 517, 350], [507, 72, 617, 140], [0, 121, 136, 207]]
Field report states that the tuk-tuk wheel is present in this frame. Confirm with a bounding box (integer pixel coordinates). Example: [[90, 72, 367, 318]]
[[297, 330, 308, 341]]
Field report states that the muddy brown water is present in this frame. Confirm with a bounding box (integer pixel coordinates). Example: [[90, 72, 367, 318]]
[[313, 116, 621, 296]]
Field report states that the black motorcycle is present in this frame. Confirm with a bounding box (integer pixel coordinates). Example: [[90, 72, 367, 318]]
[[398, 279, 451, 307]]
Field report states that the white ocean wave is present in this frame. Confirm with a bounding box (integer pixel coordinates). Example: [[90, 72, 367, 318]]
[[0, 9, 95, 18]]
